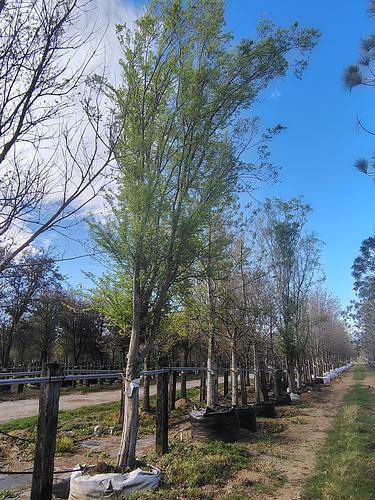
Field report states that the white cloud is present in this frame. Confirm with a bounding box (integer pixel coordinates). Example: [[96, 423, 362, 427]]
[[0, 0, 142, 254]]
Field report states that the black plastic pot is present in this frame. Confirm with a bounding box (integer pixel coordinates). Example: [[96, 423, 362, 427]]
[[313, 377, 324, 385], [189, 407, 241, 443], [254, 401, 276, 418], [273, 394, 292, 406], [235, 405, 257, 432]]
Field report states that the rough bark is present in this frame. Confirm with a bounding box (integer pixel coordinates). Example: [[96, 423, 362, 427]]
[[259, 355, 269, 401], [286, 353, 296, 393], [117, 260, 142, 468]]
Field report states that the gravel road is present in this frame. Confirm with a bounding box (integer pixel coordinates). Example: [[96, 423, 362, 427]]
[[0, 378, 204, 423]]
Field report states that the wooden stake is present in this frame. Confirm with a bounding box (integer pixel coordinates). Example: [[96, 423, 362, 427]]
[[240, 371, 247, 406], [168, 371, 177, 411], [143, 357, 150, 412], [156, 371, 169, 456], [200, 371, 206, 402], [180, 371, 187, 400], [31, 363, 63, 500], [223, 369, 229, 398]]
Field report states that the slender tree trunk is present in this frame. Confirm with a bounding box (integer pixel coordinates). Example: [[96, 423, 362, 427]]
[[3, 324, 15, 367], [180, 345, 188, 400], [259, 355, 269, 401], [296, 357, 302, 390], [117, 260, 142, 468], [273, 368, 282, 401], [286, 353, 296, 393], [253, 344, 261, 404], [240, 370, 247, 405], [230, 336, 238, 406], [206, 277, 217, 408]]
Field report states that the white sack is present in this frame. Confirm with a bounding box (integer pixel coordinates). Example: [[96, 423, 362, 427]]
[[290, 393, 300, 401], [68, 465, 161, 499]]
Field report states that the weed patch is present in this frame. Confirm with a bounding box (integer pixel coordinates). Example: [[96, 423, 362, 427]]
[[56, 435, 74, 453], [129, 440, 251, 498], [0, 491, 16, 500]]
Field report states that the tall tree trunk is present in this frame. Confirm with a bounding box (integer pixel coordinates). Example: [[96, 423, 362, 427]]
[[286, 353, 296, 393], [3, 324, 15, 367], [259, 354, 269, 401], [206, 277, 217, 408], [230, 336, 238, 406], [296, 356, 302, 390], [253, 344, 261, 404], [117, 260, 142, 468], [180, 344, 188, 400]]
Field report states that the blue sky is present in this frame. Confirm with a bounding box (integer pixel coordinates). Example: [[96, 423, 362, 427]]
[[58, 0, 375, 309]]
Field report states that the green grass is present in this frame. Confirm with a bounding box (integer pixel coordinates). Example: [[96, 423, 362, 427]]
[[352, 364, 366, 381], [0, 387, 201, 444], [304, 365, 375, 499], [129, 441, 252, 499]]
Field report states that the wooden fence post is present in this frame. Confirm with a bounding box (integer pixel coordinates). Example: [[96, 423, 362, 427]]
[[143, 374, 150, 413], [143, 357, 150, 413], [168, 371, 177, 411], [31, 363, 63, 500], [156, 370, 169, 456], [240, 371, 248, 406], [200, 371, 206, 402], [180, 371, 187, 400], [223, 369, 229, 398]]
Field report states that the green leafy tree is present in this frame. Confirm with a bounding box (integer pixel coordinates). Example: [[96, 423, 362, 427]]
[[0, 249, 63, 366], [91, 0, 319, 467], [259, 198, 322, 392]]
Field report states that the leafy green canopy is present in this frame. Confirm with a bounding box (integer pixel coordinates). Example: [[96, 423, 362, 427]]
[[90, 0, 319, 338], [261, 198, 322, 358]]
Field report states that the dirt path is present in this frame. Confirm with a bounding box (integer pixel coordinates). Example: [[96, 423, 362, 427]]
[[224, 371, 355, 499], [0, 378, 203, 423]]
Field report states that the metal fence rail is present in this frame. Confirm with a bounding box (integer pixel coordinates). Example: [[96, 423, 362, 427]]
[[0, 366, 259, 386], [0, 369, 122, 378]]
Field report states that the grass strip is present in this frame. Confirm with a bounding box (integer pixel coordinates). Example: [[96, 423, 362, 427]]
[[0, 387, 200, 444], [304, 366, 375, 499]]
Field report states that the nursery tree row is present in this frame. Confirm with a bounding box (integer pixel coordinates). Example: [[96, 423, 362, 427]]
[[0, 0, 354, 472]]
